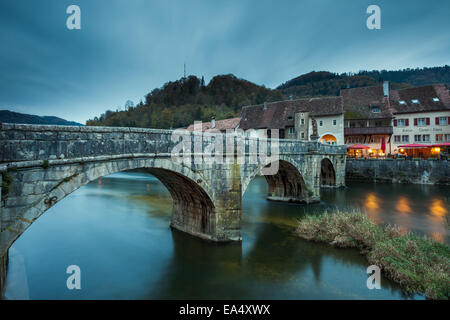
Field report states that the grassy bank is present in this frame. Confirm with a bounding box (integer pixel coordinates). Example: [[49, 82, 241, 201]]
[[296, 211, 450, 300]]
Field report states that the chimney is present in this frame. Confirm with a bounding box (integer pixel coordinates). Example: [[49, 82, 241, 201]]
[[211, 116, 216, 129], [383, 81, 389, 97], [263, 102, 267, 110]]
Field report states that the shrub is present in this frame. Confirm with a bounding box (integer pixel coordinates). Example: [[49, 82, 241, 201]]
[[296, 211, 450, 300]]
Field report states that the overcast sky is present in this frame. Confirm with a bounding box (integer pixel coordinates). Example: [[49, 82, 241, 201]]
[[0, 0, 449, 123]]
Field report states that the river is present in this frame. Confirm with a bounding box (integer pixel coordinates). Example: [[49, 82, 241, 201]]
[[3, 172, 449, 299]]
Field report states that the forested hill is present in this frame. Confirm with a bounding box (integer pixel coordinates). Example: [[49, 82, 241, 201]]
[[0, 110, 83, 126], [278, 66, 450, 98], [86, 66, 450, 129], [86, 74, 283, 129]]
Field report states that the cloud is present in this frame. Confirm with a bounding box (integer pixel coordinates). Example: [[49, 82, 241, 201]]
[[0, 0, 448, 123]]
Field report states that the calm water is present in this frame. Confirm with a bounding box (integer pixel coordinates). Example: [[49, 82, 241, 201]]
[[4, 172, 449, 300]]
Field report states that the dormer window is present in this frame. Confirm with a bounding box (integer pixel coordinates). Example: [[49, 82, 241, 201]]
[[372, 106, 380, 113], [399, 100, 406, 105], [411, 99, 419, 104], [433, 97, 439, 102]]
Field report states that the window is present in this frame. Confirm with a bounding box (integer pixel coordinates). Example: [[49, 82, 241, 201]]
[[414, 135, 422, 142], [446, 134, 450, 142], [288, 127, 295, 134], [436, 134, 443, 142], [301, 132, 305, 139], [333, 119, 337, 126], [402, 135, 409, 143], [397, 119, 406, 127], [301, 119, 305, 125], [319, 120, 323, 126], [417, 118, 426, 126], [399, 100, 406, 105], [422, 135, 430, 142], [438, 117, 448, 125], [411, 99, 419, 104], [372, 106, 380, 113], [394, 135, 401, 143], [288, 116, 293, 121], [433, 97, 439, 102]]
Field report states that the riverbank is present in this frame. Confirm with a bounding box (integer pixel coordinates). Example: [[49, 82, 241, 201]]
[[346, 158, 450, 185], [296, 211, 450, 300]]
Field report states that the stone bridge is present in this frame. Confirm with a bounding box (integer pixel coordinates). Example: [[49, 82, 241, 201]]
[[0, 123, 346, 293]]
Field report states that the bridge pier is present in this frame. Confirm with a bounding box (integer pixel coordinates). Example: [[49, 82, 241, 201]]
[[169, 162, 242, 242], [0, 250, 7, 298]]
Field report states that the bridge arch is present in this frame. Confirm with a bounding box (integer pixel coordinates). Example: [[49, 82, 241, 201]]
[[242, 158, 310, 203], [320, 158, 336, 186], [1, 158, 217, 255], [320, 133, 338, 145]]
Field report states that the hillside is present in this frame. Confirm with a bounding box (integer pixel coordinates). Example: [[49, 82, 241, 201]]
[[278, 66, 450, 98], [86, 74, 283, 129], [0, 110, 83, 126], [87, 66, 450, 129]]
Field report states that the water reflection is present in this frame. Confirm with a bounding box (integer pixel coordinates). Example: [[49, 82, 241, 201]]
[[430, 199, 447, 218], [396, 197, 411, 214]]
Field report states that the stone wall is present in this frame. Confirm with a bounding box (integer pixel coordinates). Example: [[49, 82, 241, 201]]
[[346, 159, 450, 185], [0, 123, 346, 164]]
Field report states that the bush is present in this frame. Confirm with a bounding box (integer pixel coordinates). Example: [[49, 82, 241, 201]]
[[296, 211, 450, 300]]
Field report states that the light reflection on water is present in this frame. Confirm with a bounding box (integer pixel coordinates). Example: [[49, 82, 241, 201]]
[[4, 172, 448, 300]]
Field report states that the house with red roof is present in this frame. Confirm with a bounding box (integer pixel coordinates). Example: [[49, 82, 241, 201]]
[[389, 84, 450, 155]]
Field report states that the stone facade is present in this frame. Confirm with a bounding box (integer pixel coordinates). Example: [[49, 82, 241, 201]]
[[346, 158, 450, 184], [0, 123, 346, 292]]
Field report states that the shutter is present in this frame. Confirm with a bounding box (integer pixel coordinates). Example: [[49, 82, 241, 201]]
[[436, 117, 440, 125], [394, 119, 397, 126], [414, 118, 418, 126], [405, 119, 409, 126], [426, 118, 430, 125], [448, 117, 450, 124]]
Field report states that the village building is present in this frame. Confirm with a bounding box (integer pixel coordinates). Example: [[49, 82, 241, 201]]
[[389, 84, 450, 156], [186, 117, 241, 133], [341, 82, 394, 157], [239, 97, 345, 145]]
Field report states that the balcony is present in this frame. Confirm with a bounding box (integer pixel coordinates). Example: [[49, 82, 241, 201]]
[[344, 126, 393, 135]]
